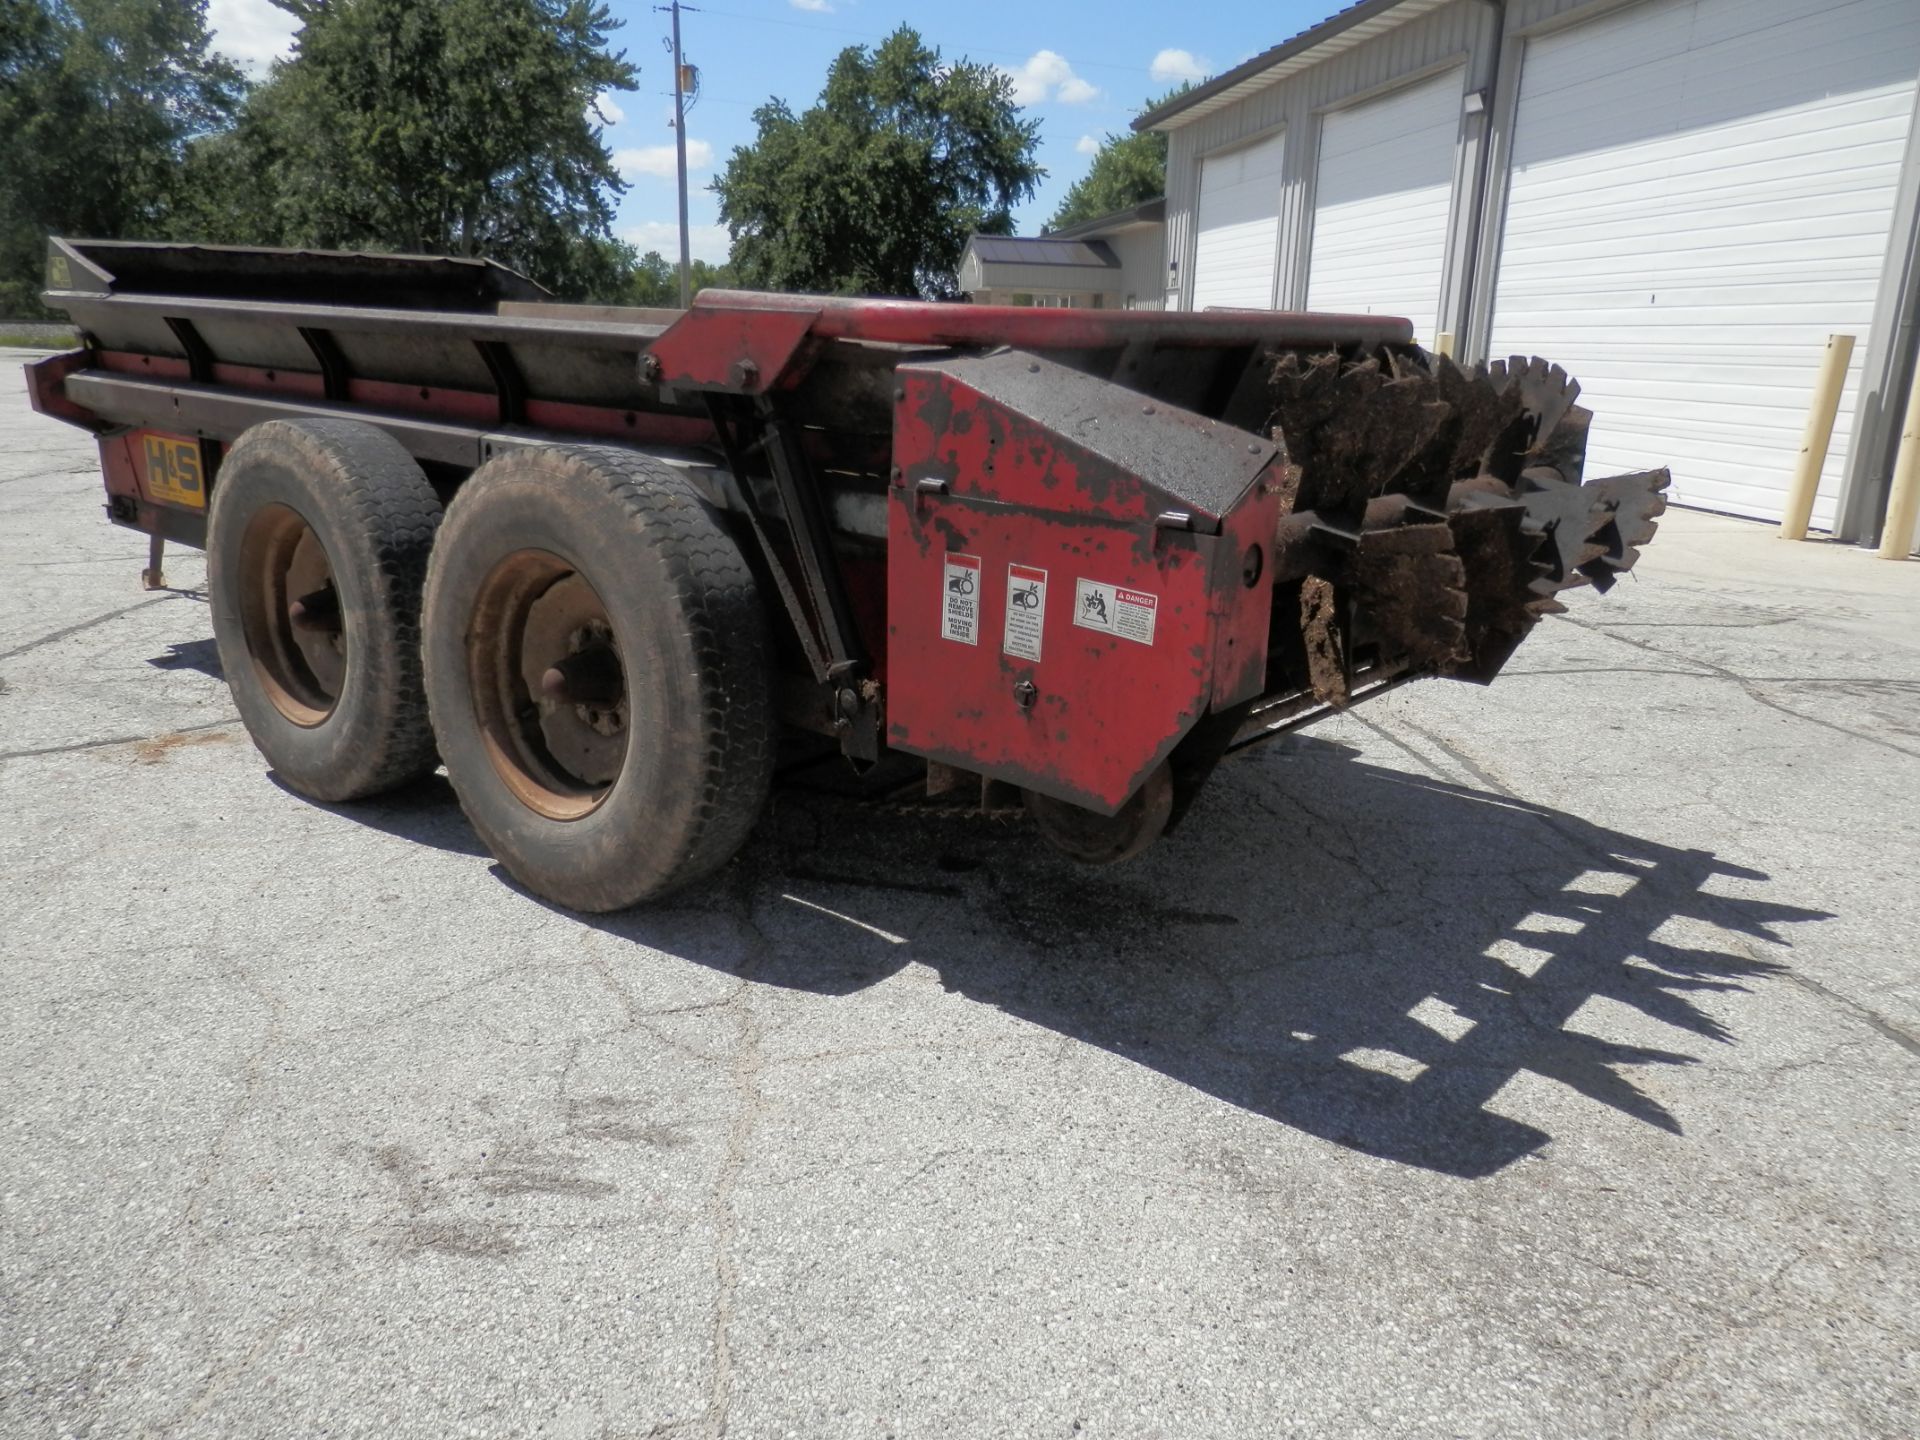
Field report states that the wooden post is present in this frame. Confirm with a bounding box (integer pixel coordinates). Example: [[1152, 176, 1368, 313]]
[[1876, 360, 1920, 559], [1779, 333, 1855, 540]]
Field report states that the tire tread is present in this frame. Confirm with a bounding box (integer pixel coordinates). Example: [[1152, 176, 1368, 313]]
[[309, 420, 443, 793], [557, 445, 776, 892], [209, 418, 442, 800]]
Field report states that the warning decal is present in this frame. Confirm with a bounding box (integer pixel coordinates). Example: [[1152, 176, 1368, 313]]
[[1072, 579, 1159, 647], [941, 553, 981, 645], [1002, 564, 1047, 662]]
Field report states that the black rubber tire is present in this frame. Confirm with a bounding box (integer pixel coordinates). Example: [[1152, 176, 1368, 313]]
[[421, 445, 776, 911], [208, 418, 443, 802]]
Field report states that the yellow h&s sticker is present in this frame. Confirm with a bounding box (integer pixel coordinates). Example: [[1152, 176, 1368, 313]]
[[142, 434, 207, 510]]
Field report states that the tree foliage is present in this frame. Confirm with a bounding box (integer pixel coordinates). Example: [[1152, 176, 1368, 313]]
[[622, 250, 735, 306], [0, 0, 241, 316], [192, 0, 639, 298], [713, 26, 1042, 298], [1047, 84, 1192, 232]]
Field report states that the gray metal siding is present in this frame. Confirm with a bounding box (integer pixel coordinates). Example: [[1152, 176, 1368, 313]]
[[1506, 0, 1652, 32], [1841, 82, 1920, 542], [1163, 0, 1495, 312], [965, 261, 1123, 295], [1105, 227, 1167, 308]]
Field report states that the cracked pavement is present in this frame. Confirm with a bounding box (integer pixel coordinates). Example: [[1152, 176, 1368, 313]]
[[2, 353, 1917, 1438]]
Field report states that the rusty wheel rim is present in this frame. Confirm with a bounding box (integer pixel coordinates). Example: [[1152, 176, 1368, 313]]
[[467, 549, 628, 822], [237, 503, 343, 727]]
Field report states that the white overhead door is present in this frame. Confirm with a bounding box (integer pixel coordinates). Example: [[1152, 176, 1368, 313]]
[[1308, 68, 1463, 344], [1489, 0, 1920, 528], [1192, 130, 1286, 310]]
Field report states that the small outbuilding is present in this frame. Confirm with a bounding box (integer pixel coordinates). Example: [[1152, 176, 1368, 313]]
[[1139, 0, 1920, 544], [958, 199, 1168, 311]]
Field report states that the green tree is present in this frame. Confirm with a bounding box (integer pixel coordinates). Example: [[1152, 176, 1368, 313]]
[[624, 249, 676, 305], [200, 0, 639, 299], [0, 0, 241, 316], [1047, 83, 1192, 232], [622, 250, 736, 306], [713, 26, 1042, 298]]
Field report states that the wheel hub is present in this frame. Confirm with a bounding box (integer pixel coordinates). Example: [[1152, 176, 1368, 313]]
[[520, 591, 628, 787], [468, 551, 630, 819], [236, 503, 342, 727], [285, 527, 345, 700]]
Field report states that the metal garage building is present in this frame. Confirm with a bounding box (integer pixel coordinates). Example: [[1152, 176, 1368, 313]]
[[1139, 0, 1920, 546]]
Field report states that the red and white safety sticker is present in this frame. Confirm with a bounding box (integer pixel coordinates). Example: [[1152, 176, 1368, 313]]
[[1002, 563, 1047, 662], [941, 553, 981, 644], [1072, 578, 1158, 646]]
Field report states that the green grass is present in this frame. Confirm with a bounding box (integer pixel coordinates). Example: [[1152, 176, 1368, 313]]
[[0, 325, 80, 349]]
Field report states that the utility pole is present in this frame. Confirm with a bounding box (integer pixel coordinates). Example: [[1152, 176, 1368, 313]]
[[660, 1, 697, 308]]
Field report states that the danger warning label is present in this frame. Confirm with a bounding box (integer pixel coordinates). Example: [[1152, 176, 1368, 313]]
[[1072, 578, 1158, 647], [941, 553, 981, 644], [1002, 563, 1047, 662]]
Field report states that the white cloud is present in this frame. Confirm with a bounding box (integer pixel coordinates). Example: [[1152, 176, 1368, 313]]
[[790, 0, 835, 11], [620, 222, 732, 266], [1149, 48, 1210, 85], [1075, 134, 1100, 156], [591, 91, 625, 126], [206, 0, 300, 75], [1000, 51, 1101, 107], [614, 139, 714, 180]]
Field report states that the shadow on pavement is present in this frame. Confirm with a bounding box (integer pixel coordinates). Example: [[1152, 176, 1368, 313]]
[[329, 734, 1833, 1178], [146, 636, 223, 679], [278, 771, 494, 859]]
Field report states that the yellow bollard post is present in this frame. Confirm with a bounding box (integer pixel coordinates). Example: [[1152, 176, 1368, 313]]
[[1876, 360, 1920, 559], [1780, 333, 1855, 541]]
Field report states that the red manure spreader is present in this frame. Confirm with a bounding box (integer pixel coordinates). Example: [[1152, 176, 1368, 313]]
[[27, 238, 1667, 910]]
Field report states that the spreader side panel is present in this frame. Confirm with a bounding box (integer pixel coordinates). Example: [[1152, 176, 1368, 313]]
[[884, 353, 1277, 814]]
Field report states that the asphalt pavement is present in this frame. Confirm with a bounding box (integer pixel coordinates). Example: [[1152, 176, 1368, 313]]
[[2, 352, 1916, 1439]]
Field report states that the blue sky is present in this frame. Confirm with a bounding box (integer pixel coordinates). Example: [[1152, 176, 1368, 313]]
[[205, 0, 1345, 262]]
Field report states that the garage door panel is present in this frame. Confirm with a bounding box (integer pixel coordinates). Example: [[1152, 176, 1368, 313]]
[[1500, 233, 1903, 276], [1503, 92, 1916, 213], [1503, 202, 1907, 245], [1680, 0, 1918, 72], [1514, 0, 1917, 149], [1192, 130, 1286, 311], [1502, 216, 1907, 264], [1540, 20, 1911, 112], [1509, 117, 1914, 204], [1507, 98, 1916, 207], [1502, 178, 1912, 237], [1307, 67, 1462, 341], [1500, 240, 1901, 286], [1489, 0, 1920, 528]]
